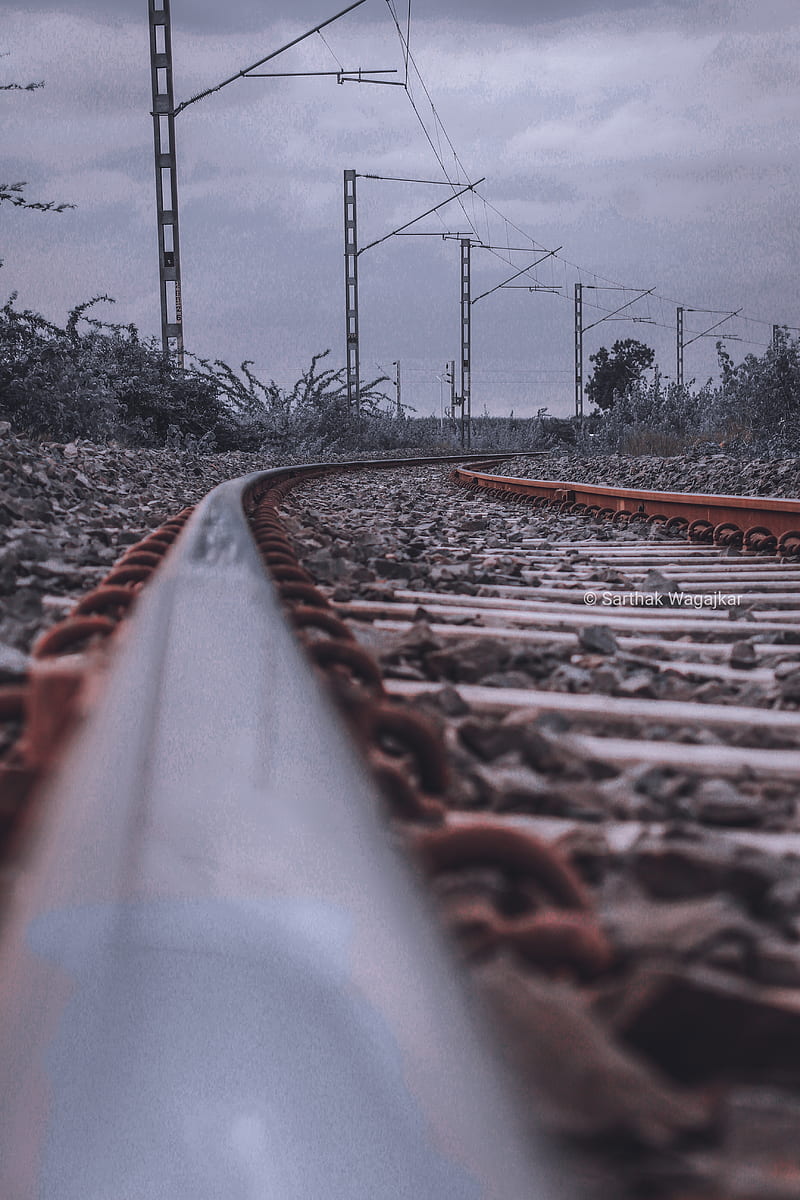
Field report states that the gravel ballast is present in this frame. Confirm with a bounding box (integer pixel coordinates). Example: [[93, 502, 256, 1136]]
[[498, 449, 800, 498], [0, 427, 274, 655], [1, 434, 797, 661], [3, 435, 800, 1198], [277, 462, 800, 1200]]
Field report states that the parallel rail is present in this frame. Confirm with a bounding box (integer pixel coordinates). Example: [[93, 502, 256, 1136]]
[[453, 465, 800, 550]]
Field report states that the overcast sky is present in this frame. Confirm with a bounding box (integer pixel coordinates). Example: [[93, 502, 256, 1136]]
[[3, 0, 798, 417]]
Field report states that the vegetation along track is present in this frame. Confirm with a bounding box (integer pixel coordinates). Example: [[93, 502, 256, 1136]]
[[2, 452, 800, 1198]]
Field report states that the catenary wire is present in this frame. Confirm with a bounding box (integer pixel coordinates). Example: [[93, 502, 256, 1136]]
[[381, 3, 794, 344]]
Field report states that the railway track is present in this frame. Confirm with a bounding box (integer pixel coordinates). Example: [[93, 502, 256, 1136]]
[[2, 453, 800, 1198]]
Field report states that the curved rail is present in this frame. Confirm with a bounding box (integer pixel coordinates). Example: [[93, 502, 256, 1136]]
[[0, 456, 558, 1200], [452, 466, 800, 551]]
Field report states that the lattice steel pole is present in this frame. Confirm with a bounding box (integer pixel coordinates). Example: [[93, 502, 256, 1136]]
[[148, 0, 184, 365], [574, 282, 583, 418], [393, 360, 401, 418], [344, 169, 361, 422], [460, 238, 471, 449], [676, 305, 684, 388]]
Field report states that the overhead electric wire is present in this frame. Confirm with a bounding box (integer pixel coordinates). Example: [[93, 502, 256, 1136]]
[[385, 0, 585, 290], [380, 1, 793, 347], [384, 0, 482, 240]]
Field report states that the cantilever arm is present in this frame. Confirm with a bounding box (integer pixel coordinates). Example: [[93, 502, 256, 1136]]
[[684, 308, 743, 348], [472, 247, 562, 304], [582, 288, 654, 333], [174, 0, 367, 116], [359, 178, 486, 255]]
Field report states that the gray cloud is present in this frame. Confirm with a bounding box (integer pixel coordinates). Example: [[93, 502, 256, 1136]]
[[3, 0, 702, 33]]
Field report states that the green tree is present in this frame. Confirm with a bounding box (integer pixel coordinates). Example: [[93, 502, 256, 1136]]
[[586, 338, 655, 411]]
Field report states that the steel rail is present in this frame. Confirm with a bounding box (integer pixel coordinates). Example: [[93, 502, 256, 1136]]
[[0, 454, 560, 1200], [452, 467, 800, 548]]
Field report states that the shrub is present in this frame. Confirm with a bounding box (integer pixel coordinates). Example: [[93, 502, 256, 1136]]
[[587, 335, 800, 455], [193, 350, 397, 454], [0, 295, 225, 444], [716, 330, 800, 446], [0, 294, 609, 457]]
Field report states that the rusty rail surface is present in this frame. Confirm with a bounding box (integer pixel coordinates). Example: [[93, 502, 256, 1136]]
[[452, 466, 800, 552], [0, 453, 558, 1200]]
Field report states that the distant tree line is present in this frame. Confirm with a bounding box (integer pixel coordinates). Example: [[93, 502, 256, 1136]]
[[1, 295, 798, 455], [585, 330, 800, 453]]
